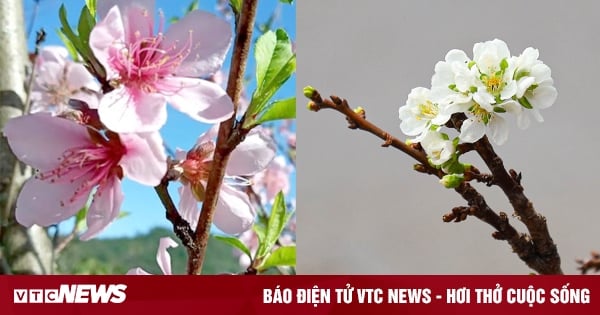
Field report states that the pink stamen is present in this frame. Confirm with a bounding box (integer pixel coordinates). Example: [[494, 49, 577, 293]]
[[36, 134, 126, 206], [109, 9, 194, 94]]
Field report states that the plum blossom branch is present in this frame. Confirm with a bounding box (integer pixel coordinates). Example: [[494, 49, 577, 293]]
[[305, 87, 562, 274], [192, 0, 259, 275]]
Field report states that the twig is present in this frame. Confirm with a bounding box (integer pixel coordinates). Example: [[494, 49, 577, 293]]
[[473, 136, 562, 274], [305, 87, 562, 274], [576, 251, 600, 274], [154, 180, 197, 274]]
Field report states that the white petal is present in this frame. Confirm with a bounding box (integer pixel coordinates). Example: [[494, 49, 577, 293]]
[[489, 115, 509, 145], [528, 85, 557, 110], [156, 237, 178, 275], [178, 184, 200, 227], [459, 118, 486, 143], [227, 128, 277, 176], [213, 185, 255, 235], [126, 267, 152, 275], [516, 77, 535, 98]]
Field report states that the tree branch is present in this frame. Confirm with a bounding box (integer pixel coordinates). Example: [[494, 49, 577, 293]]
[[305, 87, 562, 274], [191, 0, 259, 275]]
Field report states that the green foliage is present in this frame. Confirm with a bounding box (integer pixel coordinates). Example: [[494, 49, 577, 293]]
[[244, 29, 296, 129], [258, 245, 296, 271], [254, 192, 294, 260], [57, 227, 241, 275], [229, 0, 242, 16], [279, 0, 294, 4], [85, 0, 96, 17], [214, 235, 252, 262], [58, 3, 105, 79]]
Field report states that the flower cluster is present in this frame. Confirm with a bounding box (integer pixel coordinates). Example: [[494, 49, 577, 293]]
[[398, 39, 557, 171], [1, 0, 270, 240]]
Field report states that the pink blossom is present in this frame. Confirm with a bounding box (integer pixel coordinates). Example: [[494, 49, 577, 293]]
[[127, 237, 177, 275], [90, 0, 234, 133], [30, 46, 100, 114], [2, 113, 166, 240], [177, 126, 276, 234], [252, 155, 293, 203]]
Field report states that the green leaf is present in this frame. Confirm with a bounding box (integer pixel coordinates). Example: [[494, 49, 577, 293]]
[[59, 4, 106, 80], [118, 211, 130, 219], [493, 106, 506, 113], [519, 97, 533, 109], [259, 246, 296, 271], [253, 220, 267, 246], [59, 5, 79, 47], [74, 206, 88, 232], [56, 30, 80, 61], [215, 235, 252, 261], [256, 192, 293, 258], [186, 0, 199, 13], [246, 29, 296, 124], [500, 58, 509, 71], [229, 0, 242, 16], [85, 0, 96, 18], [77, 5, 96, 51], [279, 0, 294, 4], [244, 97, 296, 128]]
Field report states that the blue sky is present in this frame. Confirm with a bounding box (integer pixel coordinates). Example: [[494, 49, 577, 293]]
[[23, 0, 296, 238]]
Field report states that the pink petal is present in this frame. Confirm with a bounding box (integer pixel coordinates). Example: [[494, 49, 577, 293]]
[[3, 113, 91, 171], [126, 267, 152, 275], [227, 128, 276, 176], [37, 62, 63, 86], [38, 46, 68, 64], [213, 185, 255, 235], [178, 184, 200, 227], [163, 77, 233, 123], [197, 124, 220, 145], [119, 132, 166, 186], [89, 5, 125, 79], [156, 237, 178, 275], [15, 177, 89, 227], [79, 175, 124, 240], [66, 62, 100, 92], [163, 10, 232, 77], [98, 87, 167, 133], [97, 1, 155, 41]]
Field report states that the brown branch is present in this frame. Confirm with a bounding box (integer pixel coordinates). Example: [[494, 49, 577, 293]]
[[306, 89, 434, 169], [153, 180, 197, 274], [473, 136, 562, 274], [576, 251, 600, 274], [192, 0, 258, 275], [305, 87, 561, 274]]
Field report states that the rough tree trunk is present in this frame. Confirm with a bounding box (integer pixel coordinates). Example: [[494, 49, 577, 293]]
[[0, 0, 53, 275]]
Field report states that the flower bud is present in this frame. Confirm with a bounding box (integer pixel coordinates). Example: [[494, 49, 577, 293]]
[[439, 174, 464, 188], [303, 85, 316, 99]]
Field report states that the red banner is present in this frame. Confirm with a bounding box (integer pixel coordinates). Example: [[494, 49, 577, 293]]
[[0, 275, 596, 314]]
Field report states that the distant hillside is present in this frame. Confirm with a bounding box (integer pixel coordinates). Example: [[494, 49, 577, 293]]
[[57, 227, 243, 275]]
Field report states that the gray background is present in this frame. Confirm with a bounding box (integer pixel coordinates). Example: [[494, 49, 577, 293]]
[[297, 0, 600, 274]]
